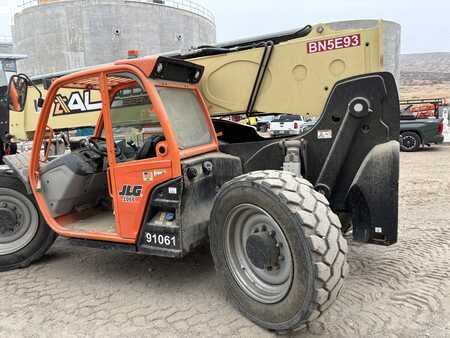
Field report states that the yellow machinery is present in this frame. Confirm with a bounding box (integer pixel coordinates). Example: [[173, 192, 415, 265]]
[[9, 20, 400, 140]]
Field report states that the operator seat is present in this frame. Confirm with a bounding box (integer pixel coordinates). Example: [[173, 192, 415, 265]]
[[39, 149, 106, 217], [135, 135, 165, 160]]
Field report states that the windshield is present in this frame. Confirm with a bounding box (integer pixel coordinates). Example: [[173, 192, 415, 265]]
[[157, 87, 212, 149]]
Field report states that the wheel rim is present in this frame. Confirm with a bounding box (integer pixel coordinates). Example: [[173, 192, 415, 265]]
[[402, 135, 417, 150], [0, 188, 39, 255], [224, 204, 293, 304]]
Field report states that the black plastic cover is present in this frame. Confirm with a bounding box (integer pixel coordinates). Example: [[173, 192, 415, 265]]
[[150, 57, 204, 84]]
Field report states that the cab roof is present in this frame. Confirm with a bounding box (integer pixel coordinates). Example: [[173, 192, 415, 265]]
[[33, 56, 204, 90]]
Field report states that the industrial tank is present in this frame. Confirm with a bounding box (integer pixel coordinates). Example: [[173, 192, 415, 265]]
[[13, 0, 216, 76]]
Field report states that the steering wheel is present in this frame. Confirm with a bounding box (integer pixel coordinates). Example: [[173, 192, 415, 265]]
[[88, 137, 122, 157]]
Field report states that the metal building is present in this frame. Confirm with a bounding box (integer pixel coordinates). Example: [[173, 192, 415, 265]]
[[0, 53, 27, 137], [12, 0, 216, 76]]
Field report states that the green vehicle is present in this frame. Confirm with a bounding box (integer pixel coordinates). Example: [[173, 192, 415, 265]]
[[400, 117, 444, 152]]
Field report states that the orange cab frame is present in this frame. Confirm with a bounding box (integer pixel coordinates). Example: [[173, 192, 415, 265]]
[[28, 57, 218, 244]]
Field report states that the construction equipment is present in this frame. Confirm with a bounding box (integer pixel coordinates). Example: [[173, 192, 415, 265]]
[[8, 20, 400, 140], [0, 26, 400, 332]]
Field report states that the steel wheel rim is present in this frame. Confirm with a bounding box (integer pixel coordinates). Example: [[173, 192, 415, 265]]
[[224, 204, 293, 304], [402, 135, 417, 150], [0, 188, 39, 255]]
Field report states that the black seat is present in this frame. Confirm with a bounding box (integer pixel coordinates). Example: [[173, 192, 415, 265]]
[[135, 135, 165, 160]]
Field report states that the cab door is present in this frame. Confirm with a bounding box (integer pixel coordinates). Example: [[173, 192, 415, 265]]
[[101, 72, 177, 240]]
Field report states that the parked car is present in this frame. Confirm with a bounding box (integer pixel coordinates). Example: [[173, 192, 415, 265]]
[[400, 116, 444, 152], [255, 115, 275, 132], [268, 114, 307, 136]]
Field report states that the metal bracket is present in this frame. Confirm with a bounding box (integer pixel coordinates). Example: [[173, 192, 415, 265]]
[[279, 140, 302, 176]]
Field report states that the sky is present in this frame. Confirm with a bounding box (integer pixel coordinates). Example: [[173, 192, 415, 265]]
[[1, 0, 449, 54]]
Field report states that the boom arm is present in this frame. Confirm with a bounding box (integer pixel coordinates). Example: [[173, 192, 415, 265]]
[[189, 20, 400, 117]]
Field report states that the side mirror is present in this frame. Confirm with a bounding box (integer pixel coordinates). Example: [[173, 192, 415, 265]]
[[8, 75, 28, 112]]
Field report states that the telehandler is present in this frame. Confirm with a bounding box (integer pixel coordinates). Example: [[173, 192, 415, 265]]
[[0, 26, 399, 332]]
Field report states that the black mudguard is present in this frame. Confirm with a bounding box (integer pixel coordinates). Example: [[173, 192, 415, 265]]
[[347, 141, 399, 244]]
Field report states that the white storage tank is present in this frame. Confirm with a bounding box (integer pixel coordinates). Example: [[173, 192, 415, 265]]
[[13, 0, 216, 76]]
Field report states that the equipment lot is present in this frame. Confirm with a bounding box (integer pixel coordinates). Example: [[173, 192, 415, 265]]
[[0, 146, 449, 338]]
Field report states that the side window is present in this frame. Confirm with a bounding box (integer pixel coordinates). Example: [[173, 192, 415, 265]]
[[107, 73, 163, 162], [157, 87, 212, 149], [48, 77, 101, 156]]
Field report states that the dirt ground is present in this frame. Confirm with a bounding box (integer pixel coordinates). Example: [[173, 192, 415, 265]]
[[0, 146, 449, 338]]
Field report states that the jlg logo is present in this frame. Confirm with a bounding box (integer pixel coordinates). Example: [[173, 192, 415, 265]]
[[119, 185, 143, 203]]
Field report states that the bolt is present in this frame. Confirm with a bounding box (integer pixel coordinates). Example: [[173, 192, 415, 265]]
[[241, 265, 246, 270], [1, 202, 6, 208], [276, 242, 283, 248], [269, 230, 276, 237], [279, 255, 285, 261]]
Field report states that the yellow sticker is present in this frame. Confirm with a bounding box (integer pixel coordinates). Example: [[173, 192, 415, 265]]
[[143, 171, 154, 182]]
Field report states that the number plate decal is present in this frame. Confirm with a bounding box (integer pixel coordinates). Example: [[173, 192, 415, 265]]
[[307, 34, 361, 54], [145, 231, 178, 249]]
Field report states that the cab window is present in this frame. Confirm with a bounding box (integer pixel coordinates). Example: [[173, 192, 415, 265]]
[[107, 73, 163, 162], [157, 87, 212, 149]]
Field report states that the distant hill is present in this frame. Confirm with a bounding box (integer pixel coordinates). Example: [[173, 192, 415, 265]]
[[401, 53, 450, 73], [400, 52, 450, 99]]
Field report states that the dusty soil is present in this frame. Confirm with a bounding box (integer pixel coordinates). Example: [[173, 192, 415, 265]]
[[0, 146, 449, 337]]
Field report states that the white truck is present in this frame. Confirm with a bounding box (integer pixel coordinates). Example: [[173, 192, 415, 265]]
[[268, 114, 308, 136]]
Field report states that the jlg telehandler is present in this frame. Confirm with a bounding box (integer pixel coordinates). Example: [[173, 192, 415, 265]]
[[0, 29, 399, 332]]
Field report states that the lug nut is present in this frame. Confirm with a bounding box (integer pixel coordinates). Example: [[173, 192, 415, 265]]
[[269, 230, 276, 237]]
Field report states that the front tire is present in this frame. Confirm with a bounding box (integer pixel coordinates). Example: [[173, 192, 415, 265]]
[[0, 174, 56, 272], [209, 170, 348, 333]]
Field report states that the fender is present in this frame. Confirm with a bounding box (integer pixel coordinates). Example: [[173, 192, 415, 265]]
[[2, 152, 32, 194], [347, 141, 399, 245]]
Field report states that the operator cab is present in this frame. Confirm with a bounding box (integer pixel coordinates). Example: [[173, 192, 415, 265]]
[[39, 74, 166, 225], [30, 57, 219, 240]]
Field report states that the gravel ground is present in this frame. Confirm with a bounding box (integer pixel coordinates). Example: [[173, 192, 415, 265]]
[[0, 146, 449, 338]]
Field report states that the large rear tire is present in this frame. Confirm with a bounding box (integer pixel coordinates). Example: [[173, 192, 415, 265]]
[[0, 174, 57, 272], [209, 170, 348, 333]]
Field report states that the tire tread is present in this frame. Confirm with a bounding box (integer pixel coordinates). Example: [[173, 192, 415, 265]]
[[223, 170, 348, 330]]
